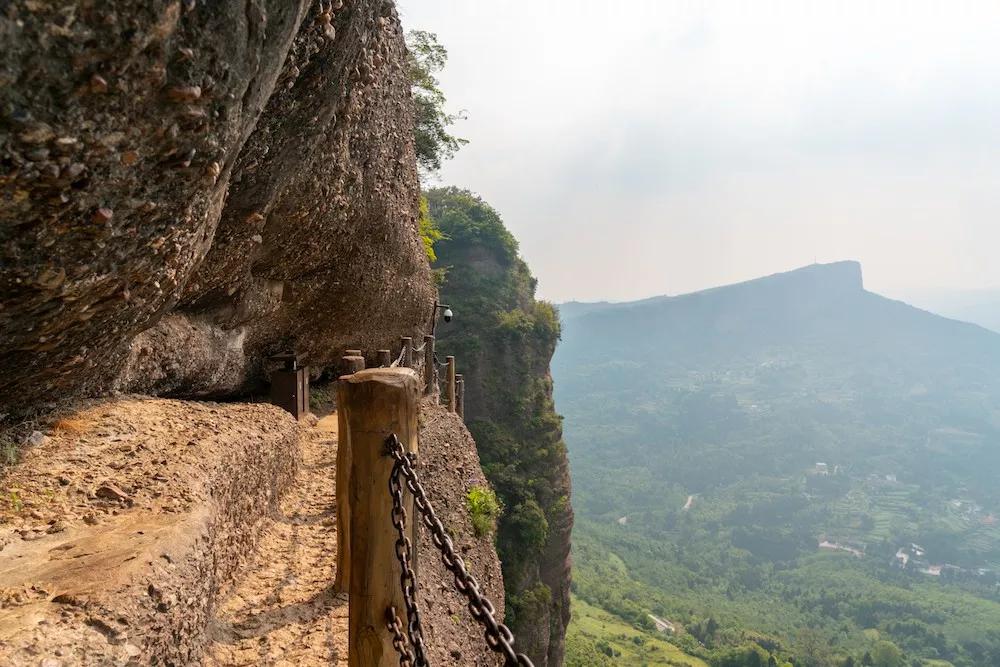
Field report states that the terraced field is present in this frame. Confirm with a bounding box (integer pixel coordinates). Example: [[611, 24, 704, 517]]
[[567, 597, 708, 667]]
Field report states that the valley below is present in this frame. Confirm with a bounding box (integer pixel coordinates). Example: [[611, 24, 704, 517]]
[[555, 262, 1000, 667]]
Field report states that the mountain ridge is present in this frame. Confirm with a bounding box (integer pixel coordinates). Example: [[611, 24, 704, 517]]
[[559, 261, 1000, 352]]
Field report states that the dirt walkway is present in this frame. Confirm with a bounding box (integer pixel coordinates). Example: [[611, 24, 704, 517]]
[[203, 414, 348, 666], [203, 402, 506, 666]]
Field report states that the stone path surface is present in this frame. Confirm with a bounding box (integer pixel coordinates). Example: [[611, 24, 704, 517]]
[[203, 414, 348, 666]]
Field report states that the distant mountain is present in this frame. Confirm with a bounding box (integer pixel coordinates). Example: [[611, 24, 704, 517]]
[[894, 287, 1000, 334], [558, 294, 674, 322], [555, 261, 1000, 666], [559, 261, 1000, 373], [557, 260, 1000, 502]]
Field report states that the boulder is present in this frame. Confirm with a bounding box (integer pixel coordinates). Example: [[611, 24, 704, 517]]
[[0, 0, 433, 410]]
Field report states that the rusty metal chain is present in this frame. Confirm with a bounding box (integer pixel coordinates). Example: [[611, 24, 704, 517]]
[[386, 606, 416, 667], [384, 434, 534, 667], [389, 347, 408, 368], [389, 450, 431, 665]]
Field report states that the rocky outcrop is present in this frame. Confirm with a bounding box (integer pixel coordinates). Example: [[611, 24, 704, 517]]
[[417, 402, 506, 666], [0, 0, 433, 411], [427, 188, 573, 666]]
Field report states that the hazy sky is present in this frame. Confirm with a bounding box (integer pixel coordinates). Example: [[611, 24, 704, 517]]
[[398, 1, 1000, 303]]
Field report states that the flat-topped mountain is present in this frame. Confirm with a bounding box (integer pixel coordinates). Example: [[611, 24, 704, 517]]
[[559, 261, 1000, 370]]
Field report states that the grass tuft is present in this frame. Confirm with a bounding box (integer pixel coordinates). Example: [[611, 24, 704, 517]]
[[466, 485, 501, 538]]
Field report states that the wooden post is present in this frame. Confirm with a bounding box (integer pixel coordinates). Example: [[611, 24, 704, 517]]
[[334, 399, 352, 594], [455, 374, 465, 420], [400, 337, 413, 368], [334, 354, 365, 593], [422, 335, 435, 398], [446, 356, 456, 413], [377, 349, 391, 367], [339, 368, 419, 667], [341, 354, 365, 376]]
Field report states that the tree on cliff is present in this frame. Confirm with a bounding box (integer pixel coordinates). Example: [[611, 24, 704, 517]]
[[406, 30, 467, 174]]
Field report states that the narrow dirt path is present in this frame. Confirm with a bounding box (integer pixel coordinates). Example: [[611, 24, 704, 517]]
[[203, 414, 348, 666]]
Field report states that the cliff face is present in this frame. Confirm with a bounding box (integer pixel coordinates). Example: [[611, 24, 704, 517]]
[[417, 403, 507, 667], [0, 0, 433, 410], [427, 187, 573, 666]]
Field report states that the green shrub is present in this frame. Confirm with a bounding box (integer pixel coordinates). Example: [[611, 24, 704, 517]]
[[309, 383, 336, 412], [418, 195, 445, 262], [466, 485, 502, 537]]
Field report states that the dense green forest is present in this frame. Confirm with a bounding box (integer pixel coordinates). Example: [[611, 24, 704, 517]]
[[554, 263, 1000, 667], [427, 187, 573, 664]]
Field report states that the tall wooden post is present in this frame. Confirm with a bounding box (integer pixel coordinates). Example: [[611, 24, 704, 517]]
[[422, 335, 435, 398], [446, 356, 456, 413], [400, 337, 413, 368], [334, 401, 352, 594], [455, 374, 465, 420], [334, 354, 365, 594], [377, 349, 391, 367], [338, 368, 419, 667]]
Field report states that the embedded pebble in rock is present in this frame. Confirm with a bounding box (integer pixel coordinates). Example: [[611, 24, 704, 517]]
[[94, 483, 130, 503]]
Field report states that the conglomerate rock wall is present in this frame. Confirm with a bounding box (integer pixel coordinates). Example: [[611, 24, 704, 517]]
[[0, 0, 433, 411]]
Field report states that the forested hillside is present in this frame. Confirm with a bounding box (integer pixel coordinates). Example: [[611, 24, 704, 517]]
[[427, 187, 573, 666], [555, 262, 1000, 667]]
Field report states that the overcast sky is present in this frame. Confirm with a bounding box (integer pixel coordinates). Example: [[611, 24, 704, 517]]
[[398, 1, 1000, 303]]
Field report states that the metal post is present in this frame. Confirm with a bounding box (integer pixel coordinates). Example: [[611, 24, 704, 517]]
[[429, 299, 439, 336], [455, 374, 465, 420]]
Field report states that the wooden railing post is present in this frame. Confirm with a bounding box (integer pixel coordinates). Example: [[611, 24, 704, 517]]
[[400, 337, 413, 368], [377, 349, 391, 367], [338, 368, 419, 667], [455, 374, 465, 420], [341, 353, 366, 376], [422, 335, 435, 398], [335, 353, 366, 594], [446, 356, 456, 413]]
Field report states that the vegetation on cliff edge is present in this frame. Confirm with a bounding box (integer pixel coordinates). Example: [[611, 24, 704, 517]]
[[427, 186, 572, 664]]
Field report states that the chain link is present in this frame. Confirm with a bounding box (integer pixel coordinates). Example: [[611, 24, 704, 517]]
[[387, 606, 416, 667], [384, 434, 534, 667], [389, 449, 431, 665], [389, 347, 408, 368]]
